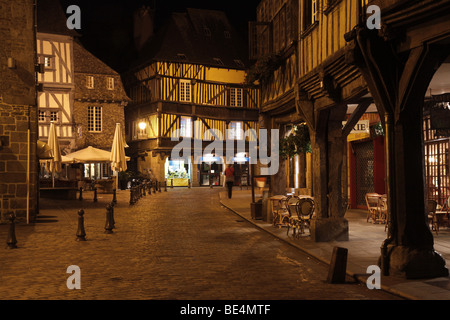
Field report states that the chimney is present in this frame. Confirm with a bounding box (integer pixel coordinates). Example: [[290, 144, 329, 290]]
[[133, 5, 155, 53]]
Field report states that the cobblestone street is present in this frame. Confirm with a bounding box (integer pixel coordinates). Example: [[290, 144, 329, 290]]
[[0, 187, 402, 301]]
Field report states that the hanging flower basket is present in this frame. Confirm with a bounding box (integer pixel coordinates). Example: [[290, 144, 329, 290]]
[[280, 124, 311, 160]]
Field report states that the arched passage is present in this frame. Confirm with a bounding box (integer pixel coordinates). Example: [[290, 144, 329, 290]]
[[346, 25, 450, 278]]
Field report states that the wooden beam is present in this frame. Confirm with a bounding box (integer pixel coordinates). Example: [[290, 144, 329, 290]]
[[342, 98, 372, 137]]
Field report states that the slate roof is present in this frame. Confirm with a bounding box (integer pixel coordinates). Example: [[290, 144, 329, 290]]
[[73, 40, 119, 75], [134, 8, 249, 70], [37, 0, 79, 37], [73, 41, 130, 102]]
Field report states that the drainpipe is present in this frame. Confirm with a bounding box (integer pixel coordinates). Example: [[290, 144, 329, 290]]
[[29, 0, 38, 224], [380, 112, 394, 276]]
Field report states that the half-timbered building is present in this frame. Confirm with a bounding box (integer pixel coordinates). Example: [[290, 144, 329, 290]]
[[36, 0, 78, 154], [251, 0, 450, 278], [124, 8, 260, 187], [248, 0, 308, 198]]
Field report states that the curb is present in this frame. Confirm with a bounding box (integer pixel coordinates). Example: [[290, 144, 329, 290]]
[[219, 195, 412, 300]]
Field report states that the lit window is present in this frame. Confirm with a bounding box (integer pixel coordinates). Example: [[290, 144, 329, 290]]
[[38, 110, 46, 122], [43, 56, 52, 68], [88, 106, 102, 132], [180, 116, 192, 137], [228, 121, 243, 140], [107, 77, 114, 90], [179, 79, 191, 102], [312, 0, 319, 22], [230, 88, 243, 107], [86, 76, 94, 89]]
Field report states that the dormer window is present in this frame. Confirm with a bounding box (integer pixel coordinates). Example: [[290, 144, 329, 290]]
[[107, 77, 114, 90], [224, 30, 231, 39], [177, 53, 187, 60], [204, 27, 211, 37], [234, 59, 245, 68], [213, 58, 224, 66], [86, 76, 94, 89]]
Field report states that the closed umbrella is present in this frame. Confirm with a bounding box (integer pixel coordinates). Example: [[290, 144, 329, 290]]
[[110, 123, 128, 189], [47, 122, 62, 187]]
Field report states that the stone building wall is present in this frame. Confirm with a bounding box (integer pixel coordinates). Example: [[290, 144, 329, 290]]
[[0, 0, 38, 223], [73, 101, 125, 150], [72, 42, 129, 151]]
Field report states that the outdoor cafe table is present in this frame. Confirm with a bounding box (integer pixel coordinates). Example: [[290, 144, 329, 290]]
[[269, 194, 314, 227]]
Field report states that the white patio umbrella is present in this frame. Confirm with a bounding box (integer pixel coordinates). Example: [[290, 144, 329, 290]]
[[47, 122, 62, 187], [110, 123, 128, 189]]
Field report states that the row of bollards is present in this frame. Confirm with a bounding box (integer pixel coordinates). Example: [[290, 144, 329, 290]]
[[129, 180, 167, 205], [7, 181, 170, 248], [7, 201, 118, 248], [76, 202, 116, 241], [79, 187, 117, 204]]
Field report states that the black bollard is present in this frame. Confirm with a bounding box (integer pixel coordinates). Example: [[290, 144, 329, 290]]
[[76, 209, 87, 241], [105, 204, 114, 234], [6, 213, 17, 249], [171, 178, 173, 189], [93, 187, 98, 202], [112, 189, 117, 204], [110, 202, 115, 229], [153, 181, 156, 193], [188, 179, 191, 189], [164, 181, 167, 192], [143, 183, 146, 196], [147, 182, 151, 196], [158, 181, 161, 193], [129, 187, 134, 205], [79, 187, 83, 201]]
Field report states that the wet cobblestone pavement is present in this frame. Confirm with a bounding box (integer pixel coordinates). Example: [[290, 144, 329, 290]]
[[0, 187, 403, 300]]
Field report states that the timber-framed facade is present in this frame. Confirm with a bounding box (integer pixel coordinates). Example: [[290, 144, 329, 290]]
[[124, 8, 260, 187], [250, 0, 450, 279]]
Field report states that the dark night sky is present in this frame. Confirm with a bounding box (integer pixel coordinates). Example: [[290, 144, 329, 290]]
[[58, 0, 261, 72]]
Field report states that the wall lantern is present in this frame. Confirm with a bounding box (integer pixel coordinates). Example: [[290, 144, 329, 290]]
[[138, 121, 147, 131]]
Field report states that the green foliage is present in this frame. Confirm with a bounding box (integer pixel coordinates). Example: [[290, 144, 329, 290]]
[[166, 168, 189, 179], [280, 124, 311, 160], [371, 122, 385, 138], [245, 53, 284, 85]]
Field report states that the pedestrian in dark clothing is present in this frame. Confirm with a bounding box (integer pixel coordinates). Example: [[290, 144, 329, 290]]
[[224, 164, 234, 199]]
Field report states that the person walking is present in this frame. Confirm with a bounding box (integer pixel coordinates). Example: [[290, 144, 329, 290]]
[[224, 164, 235, 199]]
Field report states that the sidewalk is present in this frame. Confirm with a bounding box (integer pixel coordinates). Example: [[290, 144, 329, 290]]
[[219, 189, 450, 300]]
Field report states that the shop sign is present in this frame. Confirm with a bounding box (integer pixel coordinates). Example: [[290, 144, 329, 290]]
[[342, 120, 370, 142]]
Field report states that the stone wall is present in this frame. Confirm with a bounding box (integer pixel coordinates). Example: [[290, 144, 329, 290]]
[[73, 101, 125, 150], [0, 0, 38, 223]]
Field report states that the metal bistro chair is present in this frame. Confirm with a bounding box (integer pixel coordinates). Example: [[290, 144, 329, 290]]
[[295, 198, 315, 236], [428, 199, 439, 235]]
